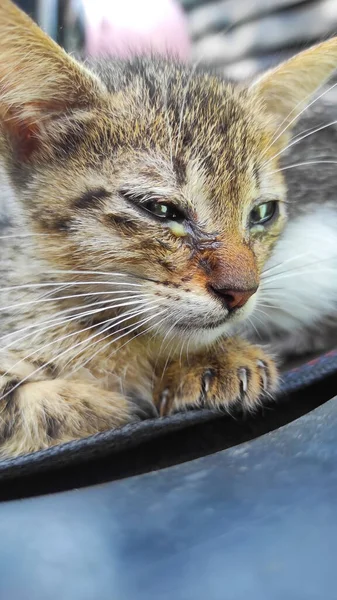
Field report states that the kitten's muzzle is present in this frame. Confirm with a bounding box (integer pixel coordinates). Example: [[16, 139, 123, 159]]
[[208, 284, 258, 311]]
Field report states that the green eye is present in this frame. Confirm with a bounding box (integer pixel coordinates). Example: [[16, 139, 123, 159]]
[[250, 201, 278, 227]]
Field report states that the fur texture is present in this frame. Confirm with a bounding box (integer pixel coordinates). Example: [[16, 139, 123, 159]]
[[242, 84, 337, 353], [0, 0, 336, 457]]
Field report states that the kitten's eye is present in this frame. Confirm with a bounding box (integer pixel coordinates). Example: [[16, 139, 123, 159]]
[[143, 200, 184, 221], [250, 201, 278, 227], [120, 189, 185, 222]]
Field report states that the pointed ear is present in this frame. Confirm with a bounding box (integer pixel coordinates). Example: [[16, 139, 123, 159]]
[[251, 37, 337, 129], [0, 0, 105, 161]]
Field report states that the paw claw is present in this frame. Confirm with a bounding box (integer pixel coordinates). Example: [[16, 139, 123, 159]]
[[201, 368, 215, 401], [159, 388, 171, 417], [238, 367, 248, 395], [257, 360, 268, 391]]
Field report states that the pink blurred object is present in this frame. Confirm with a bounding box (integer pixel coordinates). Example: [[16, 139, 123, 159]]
[[82, 0, 191, 60]]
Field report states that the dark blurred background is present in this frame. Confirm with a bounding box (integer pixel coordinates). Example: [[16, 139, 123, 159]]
[[14, 0, 337, 79]]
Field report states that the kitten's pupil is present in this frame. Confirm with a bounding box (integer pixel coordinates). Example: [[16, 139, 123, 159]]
[[250, 201, 277, 226], [144, 200, 183, 221]]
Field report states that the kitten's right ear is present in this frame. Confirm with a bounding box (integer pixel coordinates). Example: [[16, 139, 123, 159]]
[[251, 37, 337, 130], [0, 0, 105, 161]]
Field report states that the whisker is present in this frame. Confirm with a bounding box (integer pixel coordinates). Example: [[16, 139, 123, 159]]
[[37, 269, 145, 279], [0, 280, 143, 292], [68, 310, 166, 375], [269, 160, 337, 175], [246, 316, 261, 339], [159, 315, 186, 383], [255, 302, 279, 309], [153, 313, 186, 381], [0, 294, 152, 351], [260, 80, 337, 159], [262, 252, 314, 277], [264, 119, 337, 167], [254, 307, 277, 320], [0, 290, 151, 313], [0, 291, 150, 343], [263, 261, 337, 284], [262, 253, 337, 280], [0, 311, 158, 403], [0, 301, 159, 380], [0, 233, 60, 240], [158, 314, 185, 364], [59, 306, 162, 373]]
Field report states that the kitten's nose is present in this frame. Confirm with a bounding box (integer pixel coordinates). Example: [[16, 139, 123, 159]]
[[209, 285, 257, 311]]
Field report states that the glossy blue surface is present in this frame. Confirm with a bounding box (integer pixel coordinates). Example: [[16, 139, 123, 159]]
[[0, 397, 337, 599]]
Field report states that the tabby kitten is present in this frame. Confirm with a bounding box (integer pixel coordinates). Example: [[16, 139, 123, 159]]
[[0, 0, 336, 457]]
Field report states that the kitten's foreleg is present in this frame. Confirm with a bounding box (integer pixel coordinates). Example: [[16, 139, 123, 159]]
[[0, 352, 151, 457]]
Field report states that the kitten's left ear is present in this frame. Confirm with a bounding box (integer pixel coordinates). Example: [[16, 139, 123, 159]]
[[251, 37, 337, 129]]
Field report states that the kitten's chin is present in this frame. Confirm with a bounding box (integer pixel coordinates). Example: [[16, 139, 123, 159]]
[[155, 295, 257, 351]]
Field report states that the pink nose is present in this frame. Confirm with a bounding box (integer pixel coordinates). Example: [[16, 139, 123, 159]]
[[209, 286, 257, 311]]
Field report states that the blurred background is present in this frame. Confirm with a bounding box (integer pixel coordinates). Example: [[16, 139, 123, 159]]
[[14, 0, 337, 79]]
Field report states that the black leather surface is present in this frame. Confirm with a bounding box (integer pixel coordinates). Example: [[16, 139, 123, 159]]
[[1, 395, 337, 600], [0, 351, 336, 499]]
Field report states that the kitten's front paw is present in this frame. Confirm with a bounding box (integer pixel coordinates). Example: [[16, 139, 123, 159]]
[[154, 340, 278, 416]]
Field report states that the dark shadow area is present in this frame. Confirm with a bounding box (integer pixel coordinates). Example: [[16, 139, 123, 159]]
[[0, 357, 336, 502]]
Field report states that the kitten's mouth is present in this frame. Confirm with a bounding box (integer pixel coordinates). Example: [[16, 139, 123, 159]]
[[169, 297, 256, 333], [174, 315, 230, 331]]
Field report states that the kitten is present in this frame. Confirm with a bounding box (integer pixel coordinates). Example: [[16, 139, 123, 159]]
[[0, 0, 336, 457]]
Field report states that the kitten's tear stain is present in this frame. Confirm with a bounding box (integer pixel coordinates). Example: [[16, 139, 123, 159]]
[[169, 221, 187, 237]]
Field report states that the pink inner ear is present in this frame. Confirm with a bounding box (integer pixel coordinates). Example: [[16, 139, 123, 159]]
[[2, 107, 42, 162]]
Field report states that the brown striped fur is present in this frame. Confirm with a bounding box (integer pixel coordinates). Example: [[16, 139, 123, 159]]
[[0, 0, 337, 457]]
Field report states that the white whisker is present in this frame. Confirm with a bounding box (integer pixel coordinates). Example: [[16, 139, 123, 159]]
[[0, 302, 159, 380], [0, 295, 153, 350], [0, 306, 161, 402], [0, 233, 60, 240], [0, 280, 143, 292], [0, 290, 150, 313], [59, 307, 161, 373], [260, 80, 337, 158], [0, 292, 150, 343], [246, 316, 261, 339], [264, 119, 337, 167], [269, 160, 337, 175], [265, 267, 337, 285], [262, 253, 337, 279], [68, 310, 166, 375]]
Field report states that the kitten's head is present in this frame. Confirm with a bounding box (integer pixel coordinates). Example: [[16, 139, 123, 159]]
[[1, 0, 337, 348]]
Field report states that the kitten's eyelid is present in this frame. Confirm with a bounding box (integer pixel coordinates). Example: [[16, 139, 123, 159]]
[[119, 189, 187, 222], [253, 195, 282, 207], [121, 190, 162, 204]]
